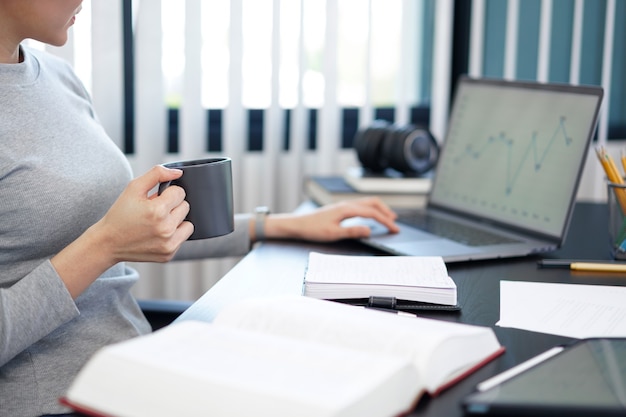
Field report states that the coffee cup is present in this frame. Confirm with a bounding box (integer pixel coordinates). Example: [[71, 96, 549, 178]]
[[158, 157, 234, 240]]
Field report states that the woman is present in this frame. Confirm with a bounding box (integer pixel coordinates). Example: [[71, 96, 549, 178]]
[[0, 1, 399, 416]]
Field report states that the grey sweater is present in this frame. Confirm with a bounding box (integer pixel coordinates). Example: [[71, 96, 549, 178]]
[[0, 47, 252, 416]]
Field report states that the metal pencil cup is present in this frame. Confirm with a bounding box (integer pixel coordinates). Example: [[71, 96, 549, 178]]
[[607, 180, 626, 260]]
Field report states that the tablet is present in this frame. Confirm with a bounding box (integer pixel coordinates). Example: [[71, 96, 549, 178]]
[[463, 338, 626, 416]]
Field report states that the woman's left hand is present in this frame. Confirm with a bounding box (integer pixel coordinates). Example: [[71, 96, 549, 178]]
[[262, 197, 400, 242]]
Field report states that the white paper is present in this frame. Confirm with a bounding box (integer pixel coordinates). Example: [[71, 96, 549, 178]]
[[497, 280, 626, 338], [303, 252, 457, 305], [305, 252, 454, 288]]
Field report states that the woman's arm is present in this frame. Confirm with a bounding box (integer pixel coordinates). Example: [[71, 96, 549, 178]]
[[256, 197, 399, 243], [0, 261, 78, 367], [174, 197, 400, 262]]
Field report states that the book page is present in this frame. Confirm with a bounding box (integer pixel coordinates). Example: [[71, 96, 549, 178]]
[[65, 321, 420, 417], [305, 252, 454, 288], [214, 296, 500, 392]]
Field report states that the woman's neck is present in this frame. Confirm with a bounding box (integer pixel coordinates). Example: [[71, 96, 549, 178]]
[[0, 42, 22, 64]]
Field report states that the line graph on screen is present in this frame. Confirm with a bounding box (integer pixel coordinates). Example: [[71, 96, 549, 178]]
[[452, 116, 571, 195]]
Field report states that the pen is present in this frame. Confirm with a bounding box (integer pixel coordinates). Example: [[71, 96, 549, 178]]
[[476, 346, 564, 392], [538, 259, 626, 273], [362, 306, 418, 317], [571, 262, 626, 273]]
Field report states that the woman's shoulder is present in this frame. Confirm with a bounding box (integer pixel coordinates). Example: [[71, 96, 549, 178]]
[[23, 46, 73, 74], [23, 45, 91, 100]]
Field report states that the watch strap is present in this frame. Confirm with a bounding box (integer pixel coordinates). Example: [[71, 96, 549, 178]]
[[254, 206, 270, 241]]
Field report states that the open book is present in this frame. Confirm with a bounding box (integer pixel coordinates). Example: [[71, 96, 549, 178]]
[[61, 296, 504, 417], [304, 252, 457, 306]]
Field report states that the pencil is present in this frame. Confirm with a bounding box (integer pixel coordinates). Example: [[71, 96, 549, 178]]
[[537, 259, 626, 273], [596, 147, 614, 181], [596, 147, 626, 214], [606, 152, 624, 184], [596, 147, 623, 184]]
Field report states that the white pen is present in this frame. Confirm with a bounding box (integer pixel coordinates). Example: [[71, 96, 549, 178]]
[[476, 346, 564, 392]]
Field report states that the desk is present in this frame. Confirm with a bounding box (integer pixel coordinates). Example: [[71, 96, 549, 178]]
[[177, 202, 626, 417]]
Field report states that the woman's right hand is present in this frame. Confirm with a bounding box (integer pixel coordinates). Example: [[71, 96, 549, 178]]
[[51, 165, 194, 298], [96, 165, 194, 264]]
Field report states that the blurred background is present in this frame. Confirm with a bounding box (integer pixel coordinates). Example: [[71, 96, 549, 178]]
[[35, 0, 625, 301]]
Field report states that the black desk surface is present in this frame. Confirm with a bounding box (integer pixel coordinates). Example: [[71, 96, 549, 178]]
[[177, 202, 626, 417]]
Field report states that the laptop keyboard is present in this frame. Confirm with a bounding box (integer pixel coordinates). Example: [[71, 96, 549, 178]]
[[397, 212, 521, 246]]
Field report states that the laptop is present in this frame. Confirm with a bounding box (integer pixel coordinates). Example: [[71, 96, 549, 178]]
[[356, 76, 604, 262]]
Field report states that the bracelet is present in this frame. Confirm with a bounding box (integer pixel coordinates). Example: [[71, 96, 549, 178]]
[[254, 206, 270, 241]]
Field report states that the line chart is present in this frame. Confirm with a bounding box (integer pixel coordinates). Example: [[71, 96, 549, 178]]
[[429, 83, 600, 238], [452, 116, 571, 195]]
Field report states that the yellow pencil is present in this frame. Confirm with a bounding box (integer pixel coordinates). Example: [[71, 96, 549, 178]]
[[606, 152, 624, 184], [595, 147, 617, 182], [596, 147, 626, 214]]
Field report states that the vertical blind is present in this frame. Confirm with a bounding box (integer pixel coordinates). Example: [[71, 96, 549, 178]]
[[41, 0, 622, 300], [468, 0, 624, 143]]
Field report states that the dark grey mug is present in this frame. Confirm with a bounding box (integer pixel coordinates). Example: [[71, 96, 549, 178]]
[[158, 157, 234, 240]]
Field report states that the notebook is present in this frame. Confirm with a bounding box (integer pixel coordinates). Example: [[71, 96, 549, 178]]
[[354, 76, 604, 262]]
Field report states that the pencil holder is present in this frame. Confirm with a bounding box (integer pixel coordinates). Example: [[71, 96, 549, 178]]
[[607, 180, 626, 260]]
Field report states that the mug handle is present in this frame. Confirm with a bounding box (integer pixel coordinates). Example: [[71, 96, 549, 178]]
[[157, 181, 172, 196]]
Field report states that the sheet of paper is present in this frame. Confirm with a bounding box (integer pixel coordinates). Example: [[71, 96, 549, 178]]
[[497, 280, 626, 338]]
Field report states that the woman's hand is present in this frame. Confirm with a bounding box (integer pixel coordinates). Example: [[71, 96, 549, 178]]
[[262, 197, 400, 242], [51, 165, 193, 298], [96, 165, 194, 263]]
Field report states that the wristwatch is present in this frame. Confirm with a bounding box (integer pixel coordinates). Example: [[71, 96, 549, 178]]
[[254, 206, 270, 241]]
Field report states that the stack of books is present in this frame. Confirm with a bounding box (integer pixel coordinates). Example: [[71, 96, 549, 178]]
[[304, 167, 432, 209]]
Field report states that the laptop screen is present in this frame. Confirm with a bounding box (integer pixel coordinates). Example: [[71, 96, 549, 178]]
[[429, 77, 603, 239]]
